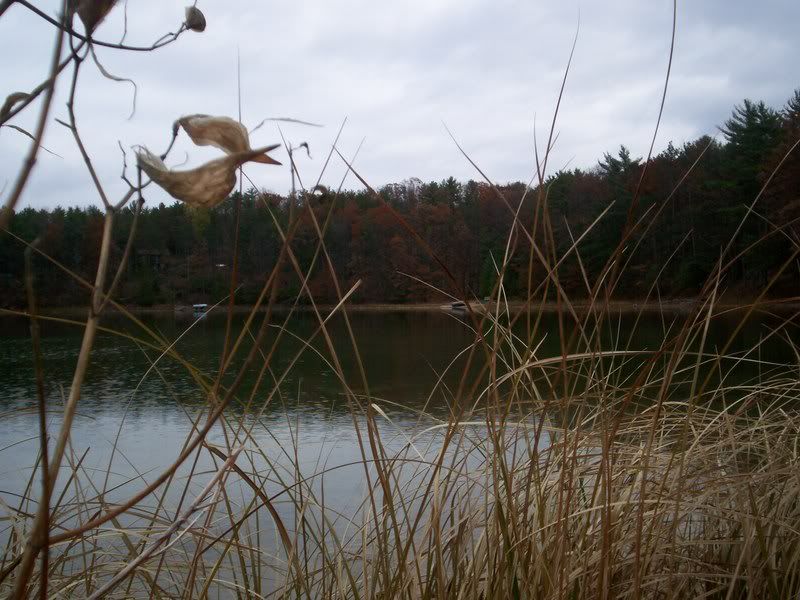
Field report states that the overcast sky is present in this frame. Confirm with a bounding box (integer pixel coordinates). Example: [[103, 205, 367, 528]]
[[1, 1, 799, 209]]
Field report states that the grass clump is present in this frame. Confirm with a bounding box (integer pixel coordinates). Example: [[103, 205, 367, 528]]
[[2, 2, 800, 598]]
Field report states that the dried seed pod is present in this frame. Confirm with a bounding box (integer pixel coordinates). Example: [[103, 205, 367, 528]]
[[177, 114, 281, 164], [69, 0, 117, 33], [136, 145, 280, 208], [184, 6, 206, 32]]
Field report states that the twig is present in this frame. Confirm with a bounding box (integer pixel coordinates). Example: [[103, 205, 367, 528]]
[[8, 207, 114, 599], [62, 47, 111, 209], [24, 239, 49, 600], [0, 0, 67, 230], [98, 196, 144, 313], [0, 0, 15, 19], [118, 141, 132, 186], [16, 0, 188, 52], [0, 42, 84, 127], [4, 11, 68, 596]]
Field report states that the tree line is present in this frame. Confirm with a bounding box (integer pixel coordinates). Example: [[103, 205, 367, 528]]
[[1, 91, 798, 307]]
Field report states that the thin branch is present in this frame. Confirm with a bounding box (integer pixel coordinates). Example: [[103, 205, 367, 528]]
[[119, 0, 129, 44], [16, 0, 189, 52], [0, 0, 13, 17], [0, 43, 81, 126], [24, 239, 50, 600], [62, 47, 111, 208], [8, 206, 115, 599], [118, 141, 133, 186], [98, 196, 143, 313], [0, 0, 67, 230]]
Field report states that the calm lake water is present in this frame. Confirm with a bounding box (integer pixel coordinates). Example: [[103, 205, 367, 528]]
[[0, 308, 794, 554]]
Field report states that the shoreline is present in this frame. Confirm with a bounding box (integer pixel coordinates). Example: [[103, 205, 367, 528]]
[[11, 296, 798, 318]]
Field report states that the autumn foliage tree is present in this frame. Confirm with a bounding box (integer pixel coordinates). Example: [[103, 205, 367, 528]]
[[2, 90, 800, 307]]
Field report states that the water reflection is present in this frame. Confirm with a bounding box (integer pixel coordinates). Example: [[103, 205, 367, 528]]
[[0, 309, 794, 526]]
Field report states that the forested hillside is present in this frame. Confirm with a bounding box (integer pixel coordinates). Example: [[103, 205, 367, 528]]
[[2, 92, 798, 307]]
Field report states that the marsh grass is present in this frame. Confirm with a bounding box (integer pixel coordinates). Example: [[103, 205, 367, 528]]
[[3, 151, 800, 599], [2, 290, 800, 599], [3, 1, 800, 598]]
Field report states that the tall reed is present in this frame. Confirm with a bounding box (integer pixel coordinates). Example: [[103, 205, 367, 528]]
[[2, 2, 799, 598]]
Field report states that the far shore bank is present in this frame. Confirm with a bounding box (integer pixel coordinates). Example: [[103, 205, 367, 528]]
[[4, 296, 795, 318]]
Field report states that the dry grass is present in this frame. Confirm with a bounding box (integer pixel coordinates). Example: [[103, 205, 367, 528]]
[[2, 295, 800, 599], [3, 2, 800, 598]]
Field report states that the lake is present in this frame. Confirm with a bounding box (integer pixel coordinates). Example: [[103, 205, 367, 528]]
[[0, 307, 794, 592], [0, 308, 791, 491]]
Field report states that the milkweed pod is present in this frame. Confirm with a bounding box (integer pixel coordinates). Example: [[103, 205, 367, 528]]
[[69, 0, 117, 33], [185, 6, 206, 32], [136, 146, 280, 208], [176, 114, 281, 164]]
